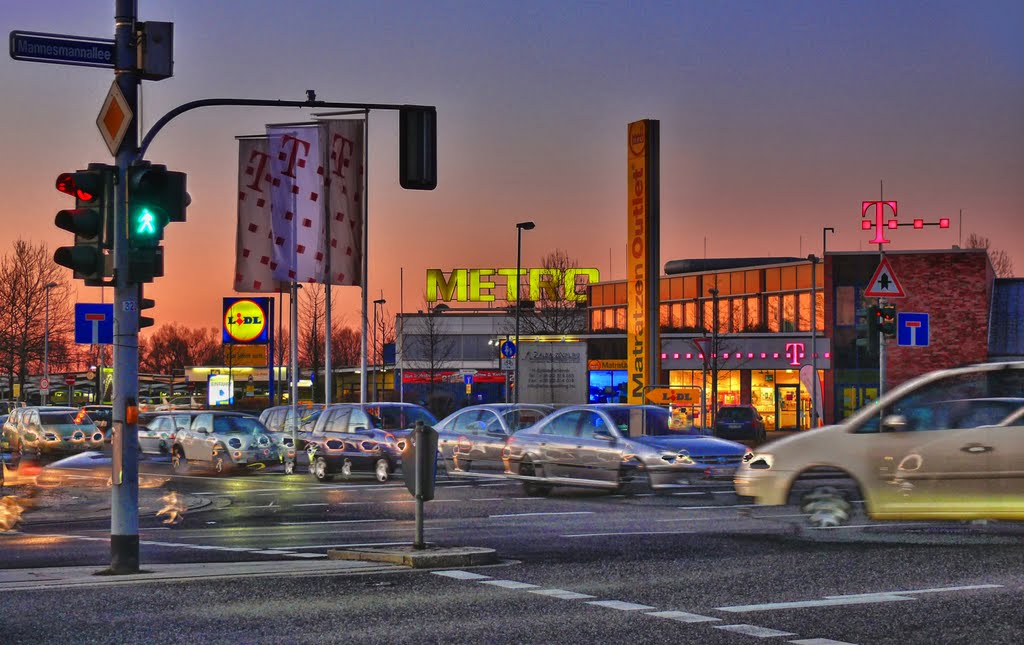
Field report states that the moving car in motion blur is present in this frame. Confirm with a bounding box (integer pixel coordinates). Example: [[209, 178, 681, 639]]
[[171, 411, 284, 474], [735, 362, 1024, 527], [503, 404, 748, 496], [436, 404, 553, 477], [258, 403, 325, 454], [3, 406, 104, 461], [714, 404, 767, 443], [138, 411, 204, 456], [302, 404, 430, 482]]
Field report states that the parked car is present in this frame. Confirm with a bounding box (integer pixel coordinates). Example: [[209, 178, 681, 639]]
[[3, 406, 104, 458], [302, 403, 436, 482], [138, 411, 204, 456], [734, 361, 1024, 527], [258, 404, 325, 450], [503, 404, 749, 496], [436, 404, 554, 477], [171, 411, 283, 474], [714, 405, 766, 442]]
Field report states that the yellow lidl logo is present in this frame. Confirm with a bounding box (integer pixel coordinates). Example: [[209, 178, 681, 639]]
[[223, 298, 268, 344]]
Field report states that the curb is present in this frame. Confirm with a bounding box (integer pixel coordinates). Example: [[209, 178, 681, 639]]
[[328, 545, 498, 568]]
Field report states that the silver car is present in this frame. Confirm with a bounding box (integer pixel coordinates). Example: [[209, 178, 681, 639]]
[[171, 412, 282, 474], [6, 406, 104, 457], [138, 411, 203, 456], [503, 404, 749, 496], [436, 404, 553, 477]]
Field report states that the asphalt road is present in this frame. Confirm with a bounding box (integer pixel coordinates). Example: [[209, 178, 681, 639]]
[[2, 456, 1023, 644]]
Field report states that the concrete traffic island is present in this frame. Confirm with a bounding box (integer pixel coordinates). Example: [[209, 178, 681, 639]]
[[327, 544, 498, 568]]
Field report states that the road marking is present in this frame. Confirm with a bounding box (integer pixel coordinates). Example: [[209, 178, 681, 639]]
[[808, 522, 919, 530], [278, 519, 393, 526], [717, 584, 1003, 612], [470, 498, 504, 502], [433, 570, 490, 580], [677, 504, 760, 510], [294, 503, 329, 507], [671, 491, 708, 496], [529, 589, 595, 600], [562, 530, 695, 538], [587, 600, 656, 611], [646, 610, 720, 623], [789, 639, 858, 645], [480, 580, 539, 589], [716, 624, 797, 638], [489, 511, 594, 518]]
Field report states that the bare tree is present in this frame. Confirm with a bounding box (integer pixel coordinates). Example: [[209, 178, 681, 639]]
[[298, 284, 326, 380], [406, 301, 458, 418], [330, 324, 361, 367], [0, 239, 75, 400], [965, 232, 1014, 277], [508, 249, 588, 336], [140, 324, 222, 373]]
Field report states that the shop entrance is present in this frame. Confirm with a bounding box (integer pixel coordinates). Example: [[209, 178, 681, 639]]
[[775, 384, 802, 430]]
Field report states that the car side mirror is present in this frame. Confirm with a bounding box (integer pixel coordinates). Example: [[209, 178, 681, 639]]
[[485, 429, 507, 437], [881, 415, 908, 432], [352, 426, 368, 433], [593, 430, 616, 442], [195, 427, 209, 434]]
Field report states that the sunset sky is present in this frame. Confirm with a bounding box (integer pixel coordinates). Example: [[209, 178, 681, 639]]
[[3, 1, 1022, 334]]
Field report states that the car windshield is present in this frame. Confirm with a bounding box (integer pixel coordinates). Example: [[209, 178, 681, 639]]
[[604, 407, 699, 437], [42, 411, 93, 426], [718, 408, 752, 422], [370, 406, 438, 430], [211, 416, 268, 435]]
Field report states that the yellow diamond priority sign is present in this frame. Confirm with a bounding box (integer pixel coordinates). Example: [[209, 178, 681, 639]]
[[96, 81, 132, 155]]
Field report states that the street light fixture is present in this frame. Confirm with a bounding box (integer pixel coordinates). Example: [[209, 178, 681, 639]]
[[514, 221, 535, 404], [373, 297, 386, 402], [43, 281, 58, 405]]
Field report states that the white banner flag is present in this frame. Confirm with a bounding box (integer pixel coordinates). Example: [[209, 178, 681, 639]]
[[322, 119, 364, 286], [267, 124, 326, 283], [234, 138, 285, 292]]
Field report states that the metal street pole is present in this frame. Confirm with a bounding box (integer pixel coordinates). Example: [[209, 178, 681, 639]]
[[708, 288, 719, 430], [808, 254, 819, 429], [373, 298, 385, 402], [110, 0, 141, 574], [514, 221, 535, 405], [43, 282, 57, 405]]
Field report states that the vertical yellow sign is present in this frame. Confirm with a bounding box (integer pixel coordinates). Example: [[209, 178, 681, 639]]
[[627, 121, 649, 404]]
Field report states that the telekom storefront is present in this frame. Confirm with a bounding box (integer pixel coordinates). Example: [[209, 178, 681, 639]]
[[660, 336, 831, 431]]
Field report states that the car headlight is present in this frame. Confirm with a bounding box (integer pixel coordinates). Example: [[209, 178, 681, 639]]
[[228, 437, 242, 449]]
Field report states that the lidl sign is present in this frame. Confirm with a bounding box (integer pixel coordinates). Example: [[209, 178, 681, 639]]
[[223, 297, 270, 344]]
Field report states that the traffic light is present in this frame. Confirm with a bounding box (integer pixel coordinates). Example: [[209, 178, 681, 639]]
[[399, 106, 437, 190], [126, 163, 188, 282], [126, 163, 188, 249], [867, 305, 881, 337], [139, 285, 155, 329], [879, 305, 898, 337], [53, 164, 114, 284]]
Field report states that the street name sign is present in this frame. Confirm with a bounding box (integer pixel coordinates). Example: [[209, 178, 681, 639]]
[[9, 31, 115, 69]]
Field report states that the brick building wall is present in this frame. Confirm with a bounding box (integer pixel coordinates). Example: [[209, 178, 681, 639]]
[[882, 249, 993, 388]]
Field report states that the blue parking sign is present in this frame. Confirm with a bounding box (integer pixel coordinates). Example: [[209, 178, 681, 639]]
[[897, 312, 929, 347]]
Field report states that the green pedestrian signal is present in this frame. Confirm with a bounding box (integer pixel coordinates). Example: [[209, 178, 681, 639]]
[[135, 208, 158, 236], [126, 162, 189, 250]]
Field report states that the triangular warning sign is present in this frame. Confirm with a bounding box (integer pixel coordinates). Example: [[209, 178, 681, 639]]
[[864, 256, 906, 298]]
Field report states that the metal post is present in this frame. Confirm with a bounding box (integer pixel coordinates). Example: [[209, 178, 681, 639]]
[[808, 254, 819, 429], [374, 298, 386, 401], [43, 282, 57, 405], [290, 282, 299, 450], [708, 288, 719, 430], [110, 0, 141, 574], [514, 221, 535, 404]]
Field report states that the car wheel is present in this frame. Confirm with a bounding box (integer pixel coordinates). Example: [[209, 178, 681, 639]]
[[519, 457, 551, 497], [340, 459, 353, 479], [373, 458, 390, 483], [313, 457, 332, 482], [801, 485, 853, 528], [171, 449, 188, 474]]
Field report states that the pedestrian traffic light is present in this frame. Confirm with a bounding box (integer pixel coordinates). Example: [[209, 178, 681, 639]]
[[126, 163, 188, 249], [53, 164, 114, 285], [879, 305, 898, 337], [139, 285, 155, 329]]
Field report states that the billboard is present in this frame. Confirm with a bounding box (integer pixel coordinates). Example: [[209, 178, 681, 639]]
[[626, 119, 660, 404], [222, 297, 271, 344], [518, 341, 587, 405]]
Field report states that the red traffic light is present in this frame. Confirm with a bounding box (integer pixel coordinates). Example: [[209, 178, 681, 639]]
[[56, 172, 99, 202]]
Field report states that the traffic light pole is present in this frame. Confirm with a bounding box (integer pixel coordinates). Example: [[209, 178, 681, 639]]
[[109, 0, 141, 574]]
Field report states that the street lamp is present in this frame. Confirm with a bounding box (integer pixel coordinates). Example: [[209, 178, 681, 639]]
[[373, 297, 386, 402], [43, 282, 58, 405], [514, 221, 535, 404], [807, 254, 820, 429], [822, 227, 835, 258], [708, 287, 719, 430]]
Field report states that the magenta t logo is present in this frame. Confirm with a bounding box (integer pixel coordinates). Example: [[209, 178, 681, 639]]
[[785, 342, 805, 367], [862, 200, 898, 245]]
